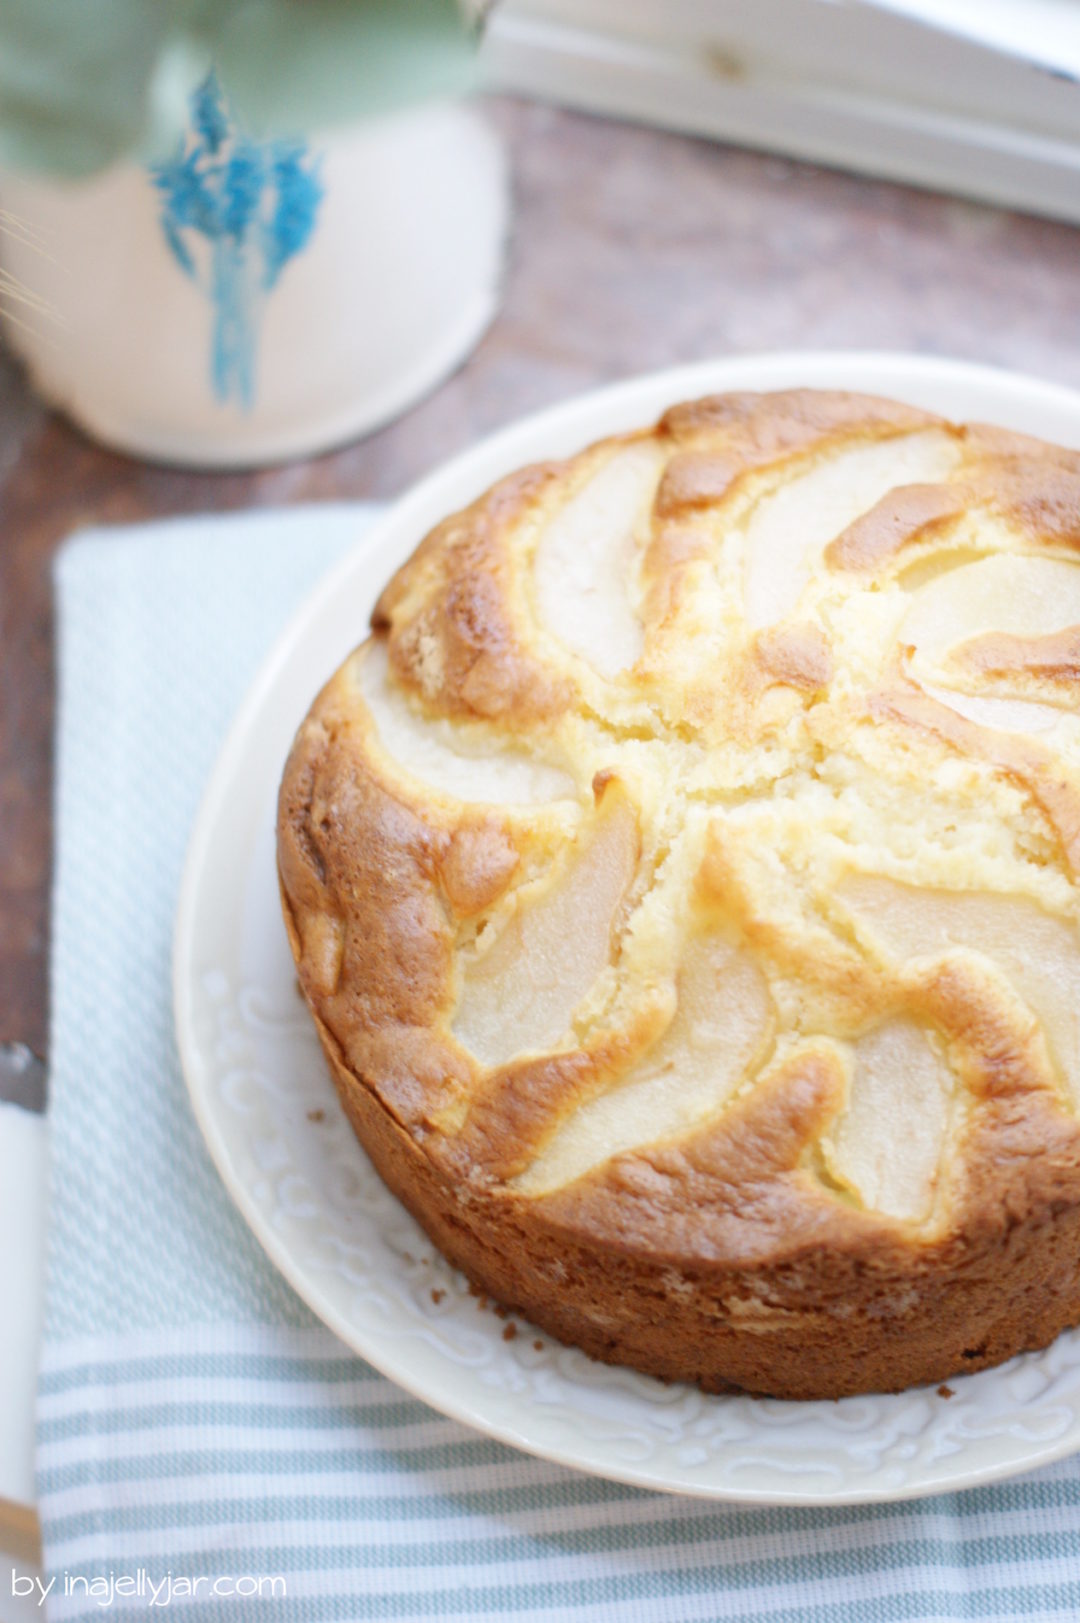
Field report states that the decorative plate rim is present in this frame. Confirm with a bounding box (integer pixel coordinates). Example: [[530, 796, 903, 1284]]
[[174, 351, 1080, 1505]]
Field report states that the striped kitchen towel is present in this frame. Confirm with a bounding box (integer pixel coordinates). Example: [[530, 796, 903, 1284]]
[[36, 504, 1080, 1622]]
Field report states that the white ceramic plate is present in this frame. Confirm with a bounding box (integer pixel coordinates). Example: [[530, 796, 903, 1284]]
[[175, 352, 1080, 1505]]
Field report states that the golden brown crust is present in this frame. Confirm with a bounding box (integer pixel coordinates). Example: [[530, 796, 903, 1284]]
[[752, 623, 833, 692], [278, 387, 1080, 1399], [974, 458, 1080, 548], [658, 386, 939, 452], [373, 465, 575, 724], [825, 482, 966, 571], [951, 626, 1080, 687]]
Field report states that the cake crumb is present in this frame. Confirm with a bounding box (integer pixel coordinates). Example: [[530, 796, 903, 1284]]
[[494, 1303, 508, 1320], [502, 1323, 518, 1342], [431, 1289, 445, 1305], [937, 1384, 955, 1399], [533, 1340, 543, 1352], [306, 1109, 325, 1123]]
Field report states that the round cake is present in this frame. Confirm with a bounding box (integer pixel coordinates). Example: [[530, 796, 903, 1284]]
[[278, 388, 1080, 1400]]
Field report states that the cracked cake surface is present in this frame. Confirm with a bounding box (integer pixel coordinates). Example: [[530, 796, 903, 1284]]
[[278, 388, 1080, 1399]]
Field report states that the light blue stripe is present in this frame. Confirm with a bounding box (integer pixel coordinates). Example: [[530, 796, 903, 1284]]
[[36, 1530, 1080, 1589], [39, 1351, 383, 1394], [38, 1396, 444, 1443], [38, 1435, 522, 1496], [37, 1432, 1080, 1515], [38, 1456, 638, 1505], [37, 1504, 1080, 1573]]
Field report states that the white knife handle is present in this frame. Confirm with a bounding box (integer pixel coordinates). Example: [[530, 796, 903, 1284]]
[[0, 1101, 47, 1512]]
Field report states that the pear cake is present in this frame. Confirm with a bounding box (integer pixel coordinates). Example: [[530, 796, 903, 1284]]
[[278, 388, 1080, 1400]]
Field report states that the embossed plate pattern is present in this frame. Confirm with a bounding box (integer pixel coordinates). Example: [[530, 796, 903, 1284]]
[[175, 354, 1080, 1503]]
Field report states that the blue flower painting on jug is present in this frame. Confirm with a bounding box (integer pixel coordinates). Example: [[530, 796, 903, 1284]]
[[150, 72, 323, 410]]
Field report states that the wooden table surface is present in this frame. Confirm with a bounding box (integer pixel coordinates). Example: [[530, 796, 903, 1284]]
[[5, 94, 1080, 1096]]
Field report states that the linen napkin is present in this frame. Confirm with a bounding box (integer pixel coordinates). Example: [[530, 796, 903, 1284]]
[[37, 504, 1080, 1623]]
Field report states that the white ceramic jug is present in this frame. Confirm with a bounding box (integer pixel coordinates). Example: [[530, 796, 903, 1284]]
[[0, 85, 507, 467]]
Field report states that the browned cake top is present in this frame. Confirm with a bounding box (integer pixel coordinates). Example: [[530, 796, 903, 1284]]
[[278, 389, 1080, 1277]]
